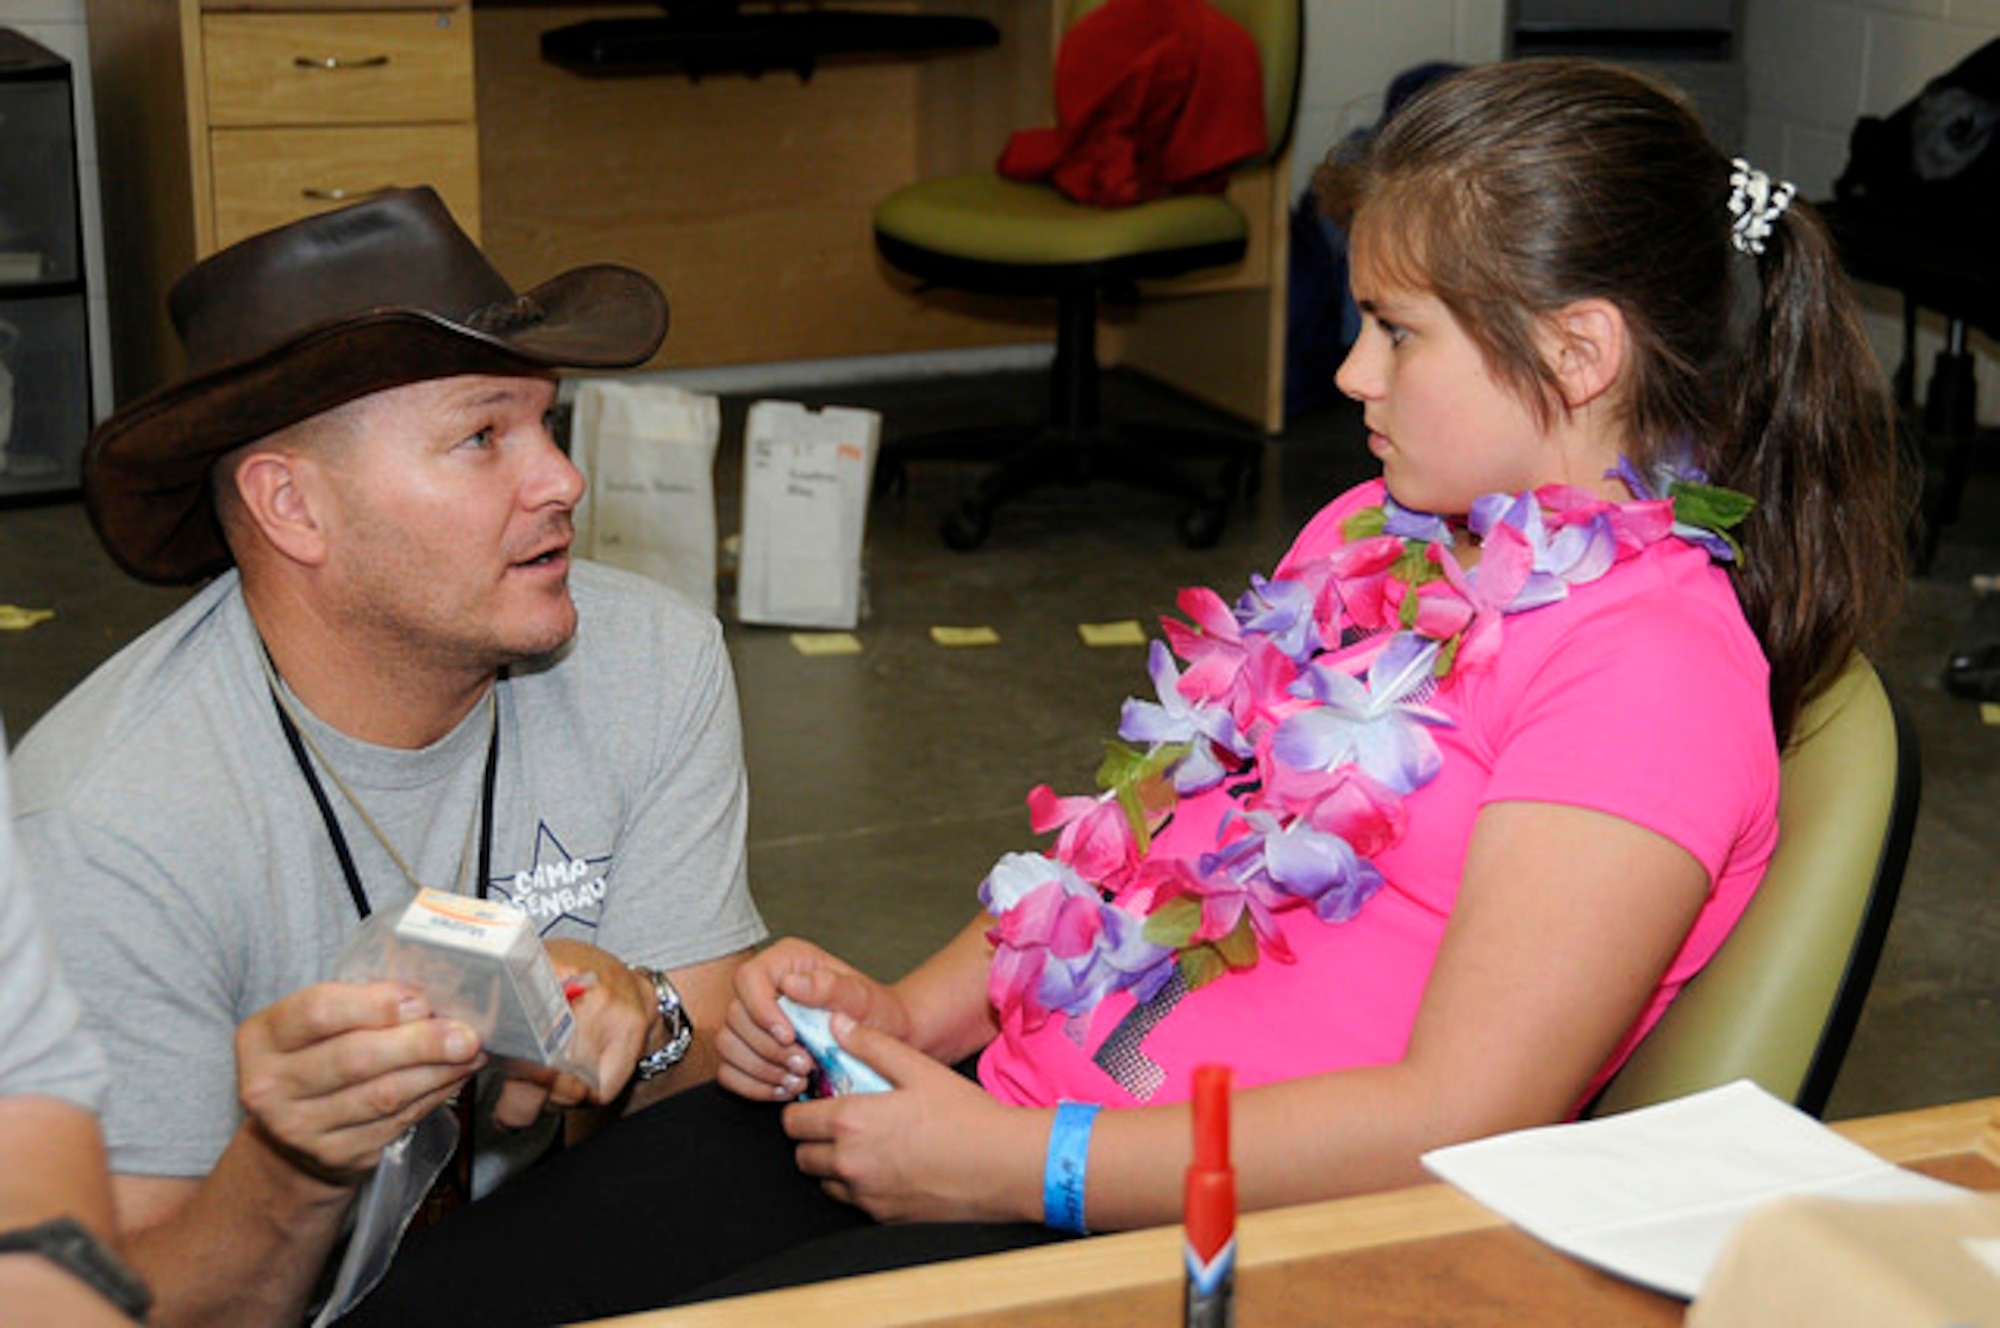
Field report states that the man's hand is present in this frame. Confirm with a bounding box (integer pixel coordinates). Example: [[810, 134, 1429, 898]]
[[491, 940, 656, 1128], [235, 980, 485, 1186]]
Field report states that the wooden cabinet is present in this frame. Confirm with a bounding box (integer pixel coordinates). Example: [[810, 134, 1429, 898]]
[[85, 0, 479, 403], [86, 1, 1286, 430]]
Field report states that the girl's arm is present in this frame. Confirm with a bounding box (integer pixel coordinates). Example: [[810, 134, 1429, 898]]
[[794, 800, 1709, 1228]]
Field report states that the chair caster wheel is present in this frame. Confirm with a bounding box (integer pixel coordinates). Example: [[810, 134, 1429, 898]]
[[1177, 504, 1225, 549], [942, 504, 992, 551]]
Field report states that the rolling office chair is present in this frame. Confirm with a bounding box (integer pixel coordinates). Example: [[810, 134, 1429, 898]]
[[872, 0, 1303, 550], [1589, 655, 1920, 1120]]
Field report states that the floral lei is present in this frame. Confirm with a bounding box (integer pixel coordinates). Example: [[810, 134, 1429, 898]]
[[977, 455, 1753, 1034]]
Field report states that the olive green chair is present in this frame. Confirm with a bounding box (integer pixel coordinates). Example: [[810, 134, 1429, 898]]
[[872, 0, 1303, 550], [1590, 654, 1920, 1119]]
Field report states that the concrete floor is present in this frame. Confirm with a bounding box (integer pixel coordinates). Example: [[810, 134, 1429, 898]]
[[1, 367, 1993, 1123]]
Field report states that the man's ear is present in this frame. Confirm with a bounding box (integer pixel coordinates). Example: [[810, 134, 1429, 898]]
[[1545, 298, 1628, 410], [230, 449, 331, 567]]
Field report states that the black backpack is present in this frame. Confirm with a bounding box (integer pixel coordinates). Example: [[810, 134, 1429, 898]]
[[1836, 38, 2000, 236]]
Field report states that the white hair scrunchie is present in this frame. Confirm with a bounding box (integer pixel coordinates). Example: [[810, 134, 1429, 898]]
[[1728, 157, 1797, 257]]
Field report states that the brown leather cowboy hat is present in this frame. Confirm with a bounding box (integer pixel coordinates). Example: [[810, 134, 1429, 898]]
[[84, 186, 669, 585]]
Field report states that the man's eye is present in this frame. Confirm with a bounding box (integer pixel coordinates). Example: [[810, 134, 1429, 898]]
[[462, 426, 495, 449]]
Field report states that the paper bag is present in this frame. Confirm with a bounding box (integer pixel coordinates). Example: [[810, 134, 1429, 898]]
[[1689, 1192, 2000, 1328], [737, 400, 880, 629], [568, 379, 720, 612]]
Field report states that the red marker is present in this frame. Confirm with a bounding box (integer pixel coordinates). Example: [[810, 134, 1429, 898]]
[[1184, 1064, 1236, 1328], [561, 972, 598, 1003]]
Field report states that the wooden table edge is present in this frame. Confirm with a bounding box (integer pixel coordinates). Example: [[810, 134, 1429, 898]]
[[576, 1095, 2000, 1327]]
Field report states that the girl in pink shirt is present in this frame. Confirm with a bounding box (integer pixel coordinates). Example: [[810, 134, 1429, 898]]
[[722, 59, 1906, 1237]]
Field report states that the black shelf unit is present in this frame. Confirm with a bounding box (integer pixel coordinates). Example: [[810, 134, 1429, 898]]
[[1506, 0, 1746, 153], [0, 28, 90, 497], [542, 6, 1001, 81]]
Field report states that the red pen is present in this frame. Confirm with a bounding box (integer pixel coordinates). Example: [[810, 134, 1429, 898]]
[[1184, 1064, 1236, 1328], [561, 972, 598, 1003]]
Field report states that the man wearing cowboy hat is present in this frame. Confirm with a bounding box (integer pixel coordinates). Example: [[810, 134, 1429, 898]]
[[11, 188, 765, 1327]]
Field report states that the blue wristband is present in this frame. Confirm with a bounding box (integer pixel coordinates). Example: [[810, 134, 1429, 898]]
[[1042, 1101, 1100, 1234]]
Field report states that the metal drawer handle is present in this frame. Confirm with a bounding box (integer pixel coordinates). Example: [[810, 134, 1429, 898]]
[[302, 186, 397, 202], [293, 54, 391, 71]]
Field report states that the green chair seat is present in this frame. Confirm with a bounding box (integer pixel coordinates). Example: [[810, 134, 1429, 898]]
[[874, 173, 1249, 267]]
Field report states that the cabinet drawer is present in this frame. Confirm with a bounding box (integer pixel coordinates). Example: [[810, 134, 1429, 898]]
[[209, 124, 481, 248], [203, 9, 473, 127]]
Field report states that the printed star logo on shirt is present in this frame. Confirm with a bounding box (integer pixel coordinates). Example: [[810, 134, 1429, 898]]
[[490, 821, 613, 935]]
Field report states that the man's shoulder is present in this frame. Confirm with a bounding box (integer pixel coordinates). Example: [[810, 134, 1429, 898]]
[[545, 560, 723, 679], [12, 576, 257, 816], [568, 558, 716, 631]]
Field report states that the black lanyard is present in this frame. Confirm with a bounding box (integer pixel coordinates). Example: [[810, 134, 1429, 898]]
[[269, 687, 503, 920]]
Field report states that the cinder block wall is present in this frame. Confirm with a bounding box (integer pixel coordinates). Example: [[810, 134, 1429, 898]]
[[1290, 0, 1506, 196]]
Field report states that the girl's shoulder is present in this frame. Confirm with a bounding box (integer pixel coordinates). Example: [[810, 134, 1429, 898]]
[[1278, 479, 1390, 571]]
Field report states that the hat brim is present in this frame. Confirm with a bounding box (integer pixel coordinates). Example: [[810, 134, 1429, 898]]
[[85, 264, 668, 585]]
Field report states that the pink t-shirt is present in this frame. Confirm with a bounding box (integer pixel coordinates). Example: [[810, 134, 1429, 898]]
[[978, 481, 1778, 1113]]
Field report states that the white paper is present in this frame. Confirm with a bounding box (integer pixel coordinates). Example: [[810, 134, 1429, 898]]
[[568, 379, 720, 612], [737, 400, 880, 630], [1420, 1080, 1968, 1300]]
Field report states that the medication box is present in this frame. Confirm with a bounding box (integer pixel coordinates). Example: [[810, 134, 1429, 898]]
[[351, 889, 576, 1066]]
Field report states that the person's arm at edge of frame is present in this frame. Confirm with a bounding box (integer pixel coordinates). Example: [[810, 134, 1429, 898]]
[[799, 800, 1710, 1230], [105, 981, 484, 1328], [0, 1095, 134, 1327]]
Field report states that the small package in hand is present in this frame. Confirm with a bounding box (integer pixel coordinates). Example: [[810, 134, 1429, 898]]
[[777, 996, 891, 1097], [338, 888, 582, 1072]]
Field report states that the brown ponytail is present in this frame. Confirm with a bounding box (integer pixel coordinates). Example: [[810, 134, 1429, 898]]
[[1714, 201, 1910, 745]]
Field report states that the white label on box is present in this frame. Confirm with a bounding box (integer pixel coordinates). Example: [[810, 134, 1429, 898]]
[[394, 889, 532, 958]]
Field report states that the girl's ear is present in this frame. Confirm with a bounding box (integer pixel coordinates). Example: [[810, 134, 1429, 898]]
[[232, 449, 332, 568], [1546, 298, 1628, 410]]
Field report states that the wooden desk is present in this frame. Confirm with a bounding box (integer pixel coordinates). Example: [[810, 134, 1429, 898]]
[[86, 2, 1291, 430], [582, 1097, 2000, 1328]]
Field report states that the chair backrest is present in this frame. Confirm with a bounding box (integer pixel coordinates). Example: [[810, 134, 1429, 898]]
[[1588, 653, 1919, 1119], [1067, 0, 1304, 164]]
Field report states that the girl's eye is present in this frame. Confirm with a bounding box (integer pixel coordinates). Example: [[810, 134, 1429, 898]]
[[1376, 317, 1409, 347]]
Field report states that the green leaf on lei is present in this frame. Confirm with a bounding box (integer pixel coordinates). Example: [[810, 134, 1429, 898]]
[[1392, 541, 1440, 585], [1179, 945, 1228, 990], [1175, 914, 1262, 990], [1143, 894, 1203, 949], [1341, 506, 1387, 541], [1667, 479, 1755, 561], [1214, 912, 1259, 968], [1434, 633, 1461, 678], [1097, 739, 1184, 853]]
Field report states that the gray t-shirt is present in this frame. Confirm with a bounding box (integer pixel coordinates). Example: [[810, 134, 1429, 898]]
[[0, 743, 108, 1111], [13, 560, 764, 1182]]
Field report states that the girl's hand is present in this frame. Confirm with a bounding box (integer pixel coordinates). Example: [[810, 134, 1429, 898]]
[[779, 1017, 1042, 1224], [718, 939, 907, 1101]]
